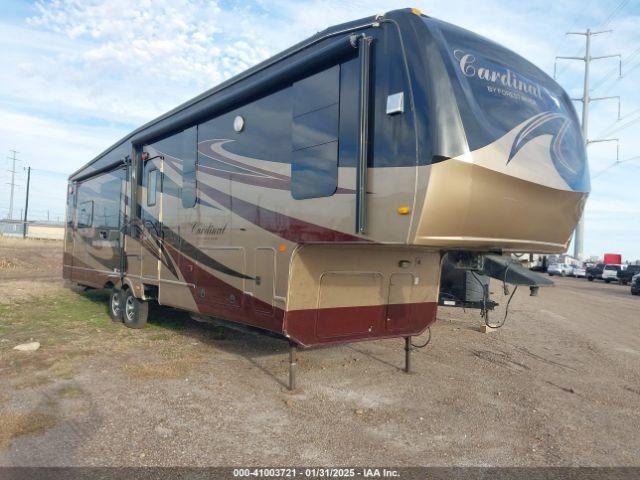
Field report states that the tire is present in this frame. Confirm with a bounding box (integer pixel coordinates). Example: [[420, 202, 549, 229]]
[[587, 276, 593, 281], [604, 279, 611, 284], [122, 289, 149, 329], [108, 288, 124, 322]]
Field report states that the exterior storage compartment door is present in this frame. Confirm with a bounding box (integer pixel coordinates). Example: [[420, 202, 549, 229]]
[[254, 248, 275, 316], [316, 272, 384, 339], [386, 273, 414, 332]]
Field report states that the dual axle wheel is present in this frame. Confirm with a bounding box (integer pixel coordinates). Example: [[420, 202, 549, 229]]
[[109, 288, 149, 328]]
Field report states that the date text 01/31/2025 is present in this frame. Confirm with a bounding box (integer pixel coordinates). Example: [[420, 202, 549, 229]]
[[232, 468, 400, 478]]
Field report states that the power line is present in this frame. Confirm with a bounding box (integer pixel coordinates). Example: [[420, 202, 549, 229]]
[[591, 45, 640, 92], [601, 0, 631, 27], [592, 155, 640, 179], [593, 101, 640, 140], [598, 114, 640, 138]]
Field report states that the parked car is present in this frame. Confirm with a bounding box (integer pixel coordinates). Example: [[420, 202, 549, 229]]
[[631, 274, 640, 295], [586, 263, 605, 282], [617, 264, 640, 285], [602, 264, 622, 283], [571, 266, 586, 278], [547, 263, 573, 277]]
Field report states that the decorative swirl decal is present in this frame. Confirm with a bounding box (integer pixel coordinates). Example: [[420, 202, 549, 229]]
[[507, 111, 586, 190]]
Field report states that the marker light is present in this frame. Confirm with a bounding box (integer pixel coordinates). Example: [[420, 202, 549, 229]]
[[278, 244, 287, 252], [410, 8, 422, 16], [397, 206, 411, 215]]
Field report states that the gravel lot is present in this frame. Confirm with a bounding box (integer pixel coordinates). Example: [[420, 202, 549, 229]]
[[0, 239, 639, 466]]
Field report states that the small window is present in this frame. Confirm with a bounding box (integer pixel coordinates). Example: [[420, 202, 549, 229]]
[[147, 168, 158, 206], [77, 200, 94, 228]]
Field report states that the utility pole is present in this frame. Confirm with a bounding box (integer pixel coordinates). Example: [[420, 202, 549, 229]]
[[555, 29, 622, 260], [6, 150, 20, 220], [23, 166, 31, 239]]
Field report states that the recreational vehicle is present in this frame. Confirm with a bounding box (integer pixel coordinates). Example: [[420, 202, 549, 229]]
[[63, 8, 589, 387]]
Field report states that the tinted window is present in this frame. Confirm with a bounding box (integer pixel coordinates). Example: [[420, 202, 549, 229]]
[[147, 168, 158, 206], [96, 172, 124, 229], [78, 201, 93, 228], [148, 127, 197, 208], [291, 66, 339, 199]]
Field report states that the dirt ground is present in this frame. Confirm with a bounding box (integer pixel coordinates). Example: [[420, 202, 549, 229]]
[[0, 238, 638, 466]]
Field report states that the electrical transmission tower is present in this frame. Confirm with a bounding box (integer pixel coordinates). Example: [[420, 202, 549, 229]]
[[555, 29, 622, 260], [6, 150, 20, 220]]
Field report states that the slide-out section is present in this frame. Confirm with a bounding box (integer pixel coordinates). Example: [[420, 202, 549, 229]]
[[284, 245, 441, 347]]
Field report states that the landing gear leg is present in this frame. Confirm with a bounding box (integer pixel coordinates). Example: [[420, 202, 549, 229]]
[[404, 336, 411, 373], [288, 343, 297, 391]]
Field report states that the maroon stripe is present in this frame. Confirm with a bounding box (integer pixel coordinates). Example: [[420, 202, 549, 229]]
[[161, 245, 436, 348], [284, 302, 438, 348], [197, 180, 367, 243], [164, 243, 285, 333]]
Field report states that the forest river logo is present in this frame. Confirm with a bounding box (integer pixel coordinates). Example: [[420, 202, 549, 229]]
[[453, 49, 543, 100], [192, 222, 227, 236]]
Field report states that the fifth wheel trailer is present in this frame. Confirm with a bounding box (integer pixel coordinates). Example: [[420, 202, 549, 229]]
[[63, 8, 589, 386]]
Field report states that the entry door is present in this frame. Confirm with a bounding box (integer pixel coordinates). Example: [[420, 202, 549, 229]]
[[140, 157, 163, 280]]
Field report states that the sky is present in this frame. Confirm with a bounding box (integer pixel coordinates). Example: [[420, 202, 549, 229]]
[[0, 0, 639, 259]]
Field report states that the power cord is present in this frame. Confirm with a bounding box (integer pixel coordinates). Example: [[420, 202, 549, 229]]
[[411, 327, 431, 348]]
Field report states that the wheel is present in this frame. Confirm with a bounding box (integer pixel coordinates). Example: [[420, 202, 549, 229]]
[[587, 277, 594, 282], [604, 279, 611, 284], [548, 273, 554, 276], [560, 272, 566, 277], [108, 288, 123, 322], [122, 289, 149, 329]]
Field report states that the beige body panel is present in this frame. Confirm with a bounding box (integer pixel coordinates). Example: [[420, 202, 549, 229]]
[[287, 245, 440, 311]]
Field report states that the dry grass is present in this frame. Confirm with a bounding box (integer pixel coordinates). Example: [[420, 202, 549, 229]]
[[48, 358, 76, 380], [122, 356, 200, 380], [0, 258, 16, 269], [57, 384, 86, 399], [0, 411, 58, 449], [13, 375, 52, 390]]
